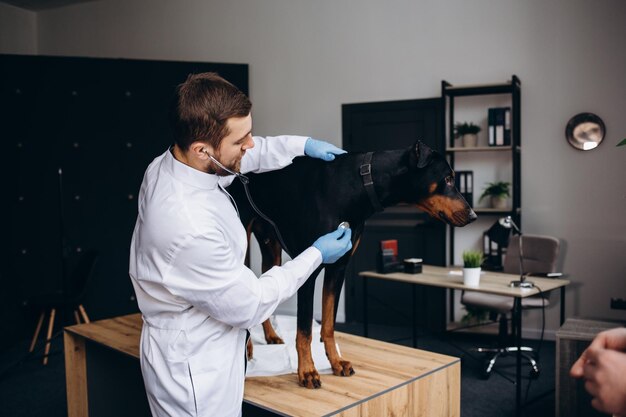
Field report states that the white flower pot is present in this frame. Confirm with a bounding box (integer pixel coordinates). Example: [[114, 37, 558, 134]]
[[490, 195, 508, 209], [462, 134, 478, 147], [463, 267, 481, 287]]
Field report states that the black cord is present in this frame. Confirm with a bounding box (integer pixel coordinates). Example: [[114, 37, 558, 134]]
[[524, 283, 546, 406], [518, 233, 525, 284]]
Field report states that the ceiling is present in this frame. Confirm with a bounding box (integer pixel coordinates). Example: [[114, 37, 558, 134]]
[[1, 0, 99, 11]]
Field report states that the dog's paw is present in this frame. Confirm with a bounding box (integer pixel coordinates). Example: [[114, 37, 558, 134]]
[[298, 369, 322, 389], [332, 360, 355, 377]]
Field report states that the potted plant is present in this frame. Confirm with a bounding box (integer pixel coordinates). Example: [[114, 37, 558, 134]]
[[479, 181, 511, 209], [453, 122, 482, 147], [618, 138, 626, 147], [461, 305, 489, 325], [462, 250, 483, 287]]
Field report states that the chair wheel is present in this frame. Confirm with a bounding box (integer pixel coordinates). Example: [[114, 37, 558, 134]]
[[481, 360, 493, 380], [529, 368, 540, 379]]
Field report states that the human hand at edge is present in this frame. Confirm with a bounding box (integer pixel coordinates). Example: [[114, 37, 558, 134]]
[[312, 226, 352, 264], [304, 138, 347, 161], [571, 346, 626, 416], [571, 327, 626, 378]]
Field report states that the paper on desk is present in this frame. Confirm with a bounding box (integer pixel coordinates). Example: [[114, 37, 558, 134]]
[[246, 315, 338, 377]]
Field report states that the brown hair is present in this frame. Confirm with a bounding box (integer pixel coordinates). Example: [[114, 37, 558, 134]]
[[169, 72, 252, 150]]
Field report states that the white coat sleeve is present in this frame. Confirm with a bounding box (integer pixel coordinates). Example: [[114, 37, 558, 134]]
[[240, 135, 308, 174], [165, 229, 322, 329]]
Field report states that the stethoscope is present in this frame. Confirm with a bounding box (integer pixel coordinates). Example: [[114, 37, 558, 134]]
[[204, 150, 351, 260], [204, 150, 294, 257], [206, 151, 250, 184]]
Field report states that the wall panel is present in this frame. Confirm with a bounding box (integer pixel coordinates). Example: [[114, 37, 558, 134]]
[[0, 54, 248, 349]]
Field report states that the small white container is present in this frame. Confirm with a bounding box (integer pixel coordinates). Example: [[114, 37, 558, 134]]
[[463, 267, 481, 287]]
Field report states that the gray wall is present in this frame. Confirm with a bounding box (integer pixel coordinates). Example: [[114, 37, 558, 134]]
[[0, 2, 37, 53], [3, 0, 626, 338]]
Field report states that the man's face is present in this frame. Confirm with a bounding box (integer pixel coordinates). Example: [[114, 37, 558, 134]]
[[213, 113, 254, 174]]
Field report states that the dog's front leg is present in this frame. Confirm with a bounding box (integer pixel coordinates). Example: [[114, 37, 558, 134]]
[[296, 327, 318, 388], [321, 264, 354, 377], [296, 272, 322, 388]]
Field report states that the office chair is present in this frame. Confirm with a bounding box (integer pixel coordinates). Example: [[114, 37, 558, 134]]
[[461, 235, 560, 379], [26, 250, 98, 365]]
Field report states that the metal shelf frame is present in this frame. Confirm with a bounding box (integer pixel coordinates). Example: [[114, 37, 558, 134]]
[[441, 75, 522, 266]]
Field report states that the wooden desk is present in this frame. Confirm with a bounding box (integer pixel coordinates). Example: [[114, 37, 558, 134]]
[[64, 313, 460, 417], [359, 265, 570, 417]]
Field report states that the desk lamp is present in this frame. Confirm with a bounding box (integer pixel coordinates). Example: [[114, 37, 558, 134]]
[[499, 216, 534, 288]]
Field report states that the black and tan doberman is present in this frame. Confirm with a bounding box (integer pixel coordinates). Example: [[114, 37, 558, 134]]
[[228, 140, 477, 388]]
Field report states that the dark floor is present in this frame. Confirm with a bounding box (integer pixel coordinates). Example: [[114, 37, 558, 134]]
[[336, 322, 556, 417], [0, 322, 556, 417]]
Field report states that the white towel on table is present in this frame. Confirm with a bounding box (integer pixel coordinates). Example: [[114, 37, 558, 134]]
[[246, 315, 339, 377]]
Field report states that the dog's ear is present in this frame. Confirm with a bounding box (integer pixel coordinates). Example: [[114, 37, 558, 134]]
[[413, 140, 433, 168]]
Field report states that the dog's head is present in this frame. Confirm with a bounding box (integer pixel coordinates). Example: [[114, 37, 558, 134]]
[[408, 141, 477, 227]]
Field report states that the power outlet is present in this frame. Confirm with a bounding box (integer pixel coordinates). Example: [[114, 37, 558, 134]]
[[610, 298, 626, 310]]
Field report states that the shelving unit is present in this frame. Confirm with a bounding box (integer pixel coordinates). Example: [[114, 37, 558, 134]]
[[441, 75, 521, 267], [446, 145, 514, 153]]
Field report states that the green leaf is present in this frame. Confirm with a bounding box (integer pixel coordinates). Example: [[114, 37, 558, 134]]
[[617, 138, 626, 147], [462, 250, 484, 268], [478, 181, 511, 202], [453, 121, 481, 138]]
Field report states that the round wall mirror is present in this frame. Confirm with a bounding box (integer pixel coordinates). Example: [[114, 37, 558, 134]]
[[565, 112, 606, 151]]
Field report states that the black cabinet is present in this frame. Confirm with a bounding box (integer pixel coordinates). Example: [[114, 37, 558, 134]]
[[0, 54, 248, 347], [341, 98, 446, 330]]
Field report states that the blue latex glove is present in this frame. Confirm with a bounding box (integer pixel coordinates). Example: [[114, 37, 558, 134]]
[[312, 226, 353, 264], [304, 138, 347, 161]]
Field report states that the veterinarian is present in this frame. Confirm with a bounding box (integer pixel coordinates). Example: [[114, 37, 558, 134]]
[[570, 327, 626, 416], [129, 72, 352, 417]]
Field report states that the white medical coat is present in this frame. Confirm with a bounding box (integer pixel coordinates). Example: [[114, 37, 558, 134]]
[[129, 136, 322, 417]]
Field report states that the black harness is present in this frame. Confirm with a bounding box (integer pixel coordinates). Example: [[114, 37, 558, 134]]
[[360, 152, 383, 212]]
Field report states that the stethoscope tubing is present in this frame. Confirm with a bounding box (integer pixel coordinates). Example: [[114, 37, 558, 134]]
[[208, 154, 294, 257]]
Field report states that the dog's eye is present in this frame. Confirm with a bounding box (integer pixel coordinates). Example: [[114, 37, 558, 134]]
[[445, 176, 454, 187]]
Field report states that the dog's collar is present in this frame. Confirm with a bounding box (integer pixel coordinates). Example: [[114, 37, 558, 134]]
[[360, 152, 384, 213]]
